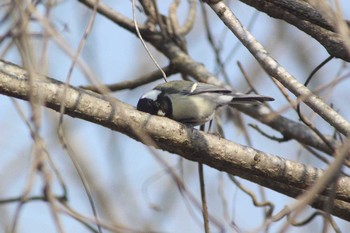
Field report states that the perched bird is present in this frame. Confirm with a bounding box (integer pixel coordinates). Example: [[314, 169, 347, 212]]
[[137, 80, 274, 126]]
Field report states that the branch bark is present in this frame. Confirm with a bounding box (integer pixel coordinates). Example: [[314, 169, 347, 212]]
[[238, 0, 350, 61], [1, 59, 350, 221]]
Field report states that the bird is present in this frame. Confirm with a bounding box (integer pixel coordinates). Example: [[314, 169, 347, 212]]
[[137, 80, 274, 126]]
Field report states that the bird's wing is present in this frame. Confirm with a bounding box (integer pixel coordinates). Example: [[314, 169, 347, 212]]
[[186, 82, 231, 95], [155, 81, 231, 95]]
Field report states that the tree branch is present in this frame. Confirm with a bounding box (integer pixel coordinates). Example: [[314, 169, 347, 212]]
[[238, 0, 350, 61], [1, 59, 350, 221]]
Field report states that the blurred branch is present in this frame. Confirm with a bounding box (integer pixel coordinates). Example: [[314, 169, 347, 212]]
[[80, 65, 177, 93], [238, 0, 350, 61], [79, 0, 156, 38], [287, 211, 341, 232], [271, 137, 350, 231], [169, 0, 197, 36], [1, 59, 350, 221], [229, 176, 274, 217]]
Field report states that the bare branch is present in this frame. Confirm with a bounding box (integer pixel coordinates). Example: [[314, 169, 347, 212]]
[[1, 59, 350, 221], [238, 0, 350, 61], [80, 65, 177, 93]]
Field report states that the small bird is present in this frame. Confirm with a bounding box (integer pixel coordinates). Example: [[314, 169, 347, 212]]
[[137, 80, 274, 126]]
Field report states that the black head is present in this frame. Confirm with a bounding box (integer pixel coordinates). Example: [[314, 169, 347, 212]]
[[137, 98, 159, 115], [137, 90, 172, 118]]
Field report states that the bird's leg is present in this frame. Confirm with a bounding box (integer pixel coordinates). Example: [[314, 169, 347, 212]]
[[208, 120, 213, 133]]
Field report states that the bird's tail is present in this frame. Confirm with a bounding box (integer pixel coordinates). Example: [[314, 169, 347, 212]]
[[230, 94, 274, 104]]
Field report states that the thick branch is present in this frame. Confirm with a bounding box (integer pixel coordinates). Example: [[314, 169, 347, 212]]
[[238, 0, 350, 61], [1, 59, 350, 221]]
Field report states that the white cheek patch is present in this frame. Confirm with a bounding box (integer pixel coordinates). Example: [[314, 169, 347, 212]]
[[157, 109, 166, 116], [190, 83, 198, 93], [141, 90, 161, 100]]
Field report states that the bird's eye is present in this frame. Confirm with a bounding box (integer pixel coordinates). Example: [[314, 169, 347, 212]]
[[137, 98, 159, 115]]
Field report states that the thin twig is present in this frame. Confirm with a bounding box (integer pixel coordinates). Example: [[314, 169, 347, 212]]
[[296, 56, 335, 152], [81, 65, 176, 93], [132, 0, 167, 82], [229, 176, 274, 217], [198, 124, 210, 233], [249, 123, 290, 142], [198, 163, 210, 233], [200, 2, 229, 83]]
